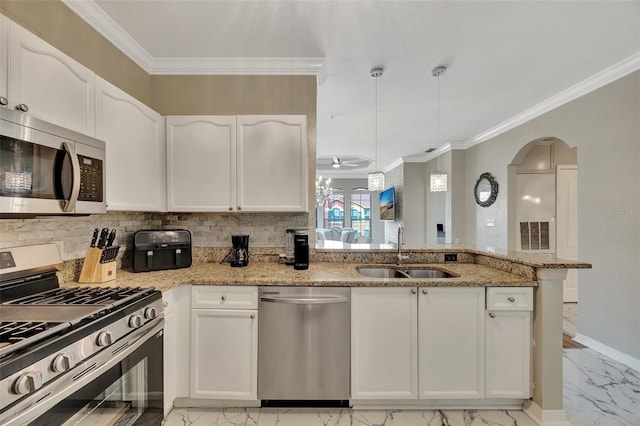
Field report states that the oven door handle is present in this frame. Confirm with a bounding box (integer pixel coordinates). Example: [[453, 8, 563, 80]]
[[0, 319, 164, 426], [62, 141, 81, 212]]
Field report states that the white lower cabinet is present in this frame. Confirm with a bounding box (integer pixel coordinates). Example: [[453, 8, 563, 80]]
[[190, 286, 258, 401], [351, 287, 418, 399], [485, 288, 532, 398], [418, 287, 485, 399]]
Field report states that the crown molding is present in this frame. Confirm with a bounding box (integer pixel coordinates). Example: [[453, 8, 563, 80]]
[[63, 0, 325, 80], [467, 51, 640, 148], [62, 0, 154, 71]]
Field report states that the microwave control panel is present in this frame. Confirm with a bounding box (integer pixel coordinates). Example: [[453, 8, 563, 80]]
[[78, 155, 104, 202]]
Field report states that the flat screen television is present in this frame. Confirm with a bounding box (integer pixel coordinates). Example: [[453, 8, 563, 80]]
[[379, 187, 396, 221]]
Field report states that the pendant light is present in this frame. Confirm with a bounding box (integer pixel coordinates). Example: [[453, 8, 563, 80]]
[[368, 67, 385, 192], [430, 65, 448, 192]]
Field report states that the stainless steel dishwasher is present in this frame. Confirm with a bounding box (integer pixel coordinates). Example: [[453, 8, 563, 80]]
[[258, 286, 350, 405]]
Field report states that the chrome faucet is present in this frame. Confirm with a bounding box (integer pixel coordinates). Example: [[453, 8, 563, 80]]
[[397, 224, 409, 265]]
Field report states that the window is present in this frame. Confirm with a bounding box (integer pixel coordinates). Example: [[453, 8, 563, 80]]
[[323, 192, 345, 228], [350, 192, 371, 238]]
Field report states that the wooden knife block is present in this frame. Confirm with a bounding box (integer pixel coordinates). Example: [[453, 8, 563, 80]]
[[79, 247, 117, 283]]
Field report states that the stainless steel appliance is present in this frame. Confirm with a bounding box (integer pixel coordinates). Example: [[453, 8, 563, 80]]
[[0, 244, 164, 425], [293, 230, 309, 270], [0, 108, 106, 216], [133, 229, 192, 272], [258, 287, 350, 405]]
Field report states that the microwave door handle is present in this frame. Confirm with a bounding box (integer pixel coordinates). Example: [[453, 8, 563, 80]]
[[62, 141, 81, 212]]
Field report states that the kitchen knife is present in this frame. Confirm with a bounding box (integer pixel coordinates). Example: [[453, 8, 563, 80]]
[[97, 228, 109, 249], [90, 228, 99, 247], [106, 229, 117, 247]]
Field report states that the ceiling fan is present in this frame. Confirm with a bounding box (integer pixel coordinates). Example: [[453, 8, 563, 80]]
[[316, 156, 372, 170]]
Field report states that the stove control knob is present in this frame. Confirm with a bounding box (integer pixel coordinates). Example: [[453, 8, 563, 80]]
[[96, 331, 113, 347], [144, 307, 157, 320], [51, 353, 74, 373], [128, 315, 143, 329], [12, 372, 42, 395]]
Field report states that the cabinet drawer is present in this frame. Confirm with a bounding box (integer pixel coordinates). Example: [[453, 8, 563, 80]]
[[487, 287, 533, 311], [192, 286, 258, 309]]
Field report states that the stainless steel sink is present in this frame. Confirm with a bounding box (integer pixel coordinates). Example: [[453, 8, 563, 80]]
[[356, 267, 410, 278], [356, 267, 455, 279], [403, 269, 453, 278]]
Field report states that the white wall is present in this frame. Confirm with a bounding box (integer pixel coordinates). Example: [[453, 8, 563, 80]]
[[463, 71, 640, 362], [403, 163, 427, 246], [515, 173, 556, 253]]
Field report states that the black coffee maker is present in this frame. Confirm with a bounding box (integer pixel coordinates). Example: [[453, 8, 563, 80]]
[[221, 235, 250, 267]]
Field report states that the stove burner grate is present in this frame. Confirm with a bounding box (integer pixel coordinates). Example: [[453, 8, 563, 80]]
[[6, 287, 154, 307], [0, 321, 70, 358]]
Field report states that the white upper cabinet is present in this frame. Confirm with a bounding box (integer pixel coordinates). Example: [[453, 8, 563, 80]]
[[166, 115, 309, 213], [95, 77, 166, 212], [418, 287, 485, 399], [7, 19, 95, 136], [166, 116, 236, 212], [236, 115, 308, 212], [0, 15, 8, 106]]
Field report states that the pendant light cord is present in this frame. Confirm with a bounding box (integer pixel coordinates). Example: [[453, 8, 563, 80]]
[[437, 73, 440, 139], [375, 72, 378, 167]]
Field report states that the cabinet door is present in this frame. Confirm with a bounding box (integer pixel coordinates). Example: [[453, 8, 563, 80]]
[[8, 20, 95, 135], [236, 116, 308, 212], [0, 15, 8, 104], [95, 77, 166, 211], [351, 287, 418, 399], [486, 311, 531, 398], [190, 309, 258, 400], [418, 287, 485, 399], [166, 116, 236, 212]]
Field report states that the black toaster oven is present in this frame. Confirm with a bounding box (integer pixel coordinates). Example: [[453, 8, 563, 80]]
[[133, 229, 192, 272]]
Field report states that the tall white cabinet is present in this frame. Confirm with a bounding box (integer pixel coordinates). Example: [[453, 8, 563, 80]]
[[190, 286, 258, 401], [4, 17, 95, 136], [485, 287, 532, 398], [351, 287, 418, 399], [166, 115, 308, 213], [95, 77, 166, 211], [418, 287, 485, 399]]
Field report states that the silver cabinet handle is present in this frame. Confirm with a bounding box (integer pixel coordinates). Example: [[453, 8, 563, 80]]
[[422, 289, 428, 294], [221, 295, 226, 301], [0, 96, 7, 106], [62, 141, 81, 212], [260, 296, 348, 305], [508, 296, 516, 303], [489, 312, 496, 318], [229, 206, 233, 211], [237, 206, 242, 211], [15, 103, 29, 112], [411, 289, 417, 294], [250, 314, 255, 319], [163, 301, 168, 307]]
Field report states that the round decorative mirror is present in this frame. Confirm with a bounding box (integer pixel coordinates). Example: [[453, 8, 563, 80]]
[[474, 173, 498, 207]]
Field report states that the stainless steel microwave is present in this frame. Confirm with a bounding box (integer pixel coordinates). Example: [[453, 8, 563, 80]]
[[0, 108, 106, 216]]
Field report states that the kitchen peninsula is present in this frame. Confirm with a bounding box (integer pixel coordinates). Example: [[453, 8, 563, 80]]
[[65, 246, 590, 426]]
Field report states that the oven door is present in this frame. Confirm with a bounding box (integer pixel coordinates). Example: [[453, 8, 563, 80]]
[[1, 321, 163, 426]]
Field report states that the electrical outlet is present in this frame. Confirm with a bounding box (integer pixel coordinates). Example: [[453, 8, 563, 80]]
[[444, 253, 457, 262]]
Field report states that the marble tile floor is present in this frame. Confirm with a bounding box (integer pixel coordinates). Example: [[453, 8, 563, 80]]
[[564, 302, 578, 337], [164, 347, 640, 426]]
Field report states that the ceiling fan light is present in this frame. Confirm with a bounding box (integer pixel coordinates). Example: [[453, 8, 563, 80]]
[[368, 172, 385, 192], [430, 172, 448, 192]]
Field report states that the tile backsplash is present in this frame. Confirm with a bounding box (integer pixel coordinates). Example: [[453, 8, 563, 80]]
[[1, 211, 309, 260]]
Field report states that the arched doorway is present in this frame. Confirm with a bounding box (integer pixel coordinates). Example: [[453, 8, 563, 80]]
[[508, 138, 578, 334]]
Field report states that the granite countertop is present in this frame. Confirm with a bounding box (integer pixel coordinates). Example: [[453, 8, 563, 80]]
[[65, 261, 537, 292]]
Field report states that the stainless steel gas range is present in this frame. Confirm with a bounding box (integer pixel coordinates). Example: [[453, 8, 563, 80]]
[[0, 244, 164, 425]]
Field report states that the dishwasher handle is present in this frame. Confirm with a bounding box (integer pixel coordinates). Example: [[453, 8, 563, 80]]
[[260, 295, 349, 305]]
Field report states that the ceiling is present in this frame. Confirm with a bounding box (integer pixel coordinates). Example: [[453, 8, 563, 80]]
[[65, 1, 639, 177]]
